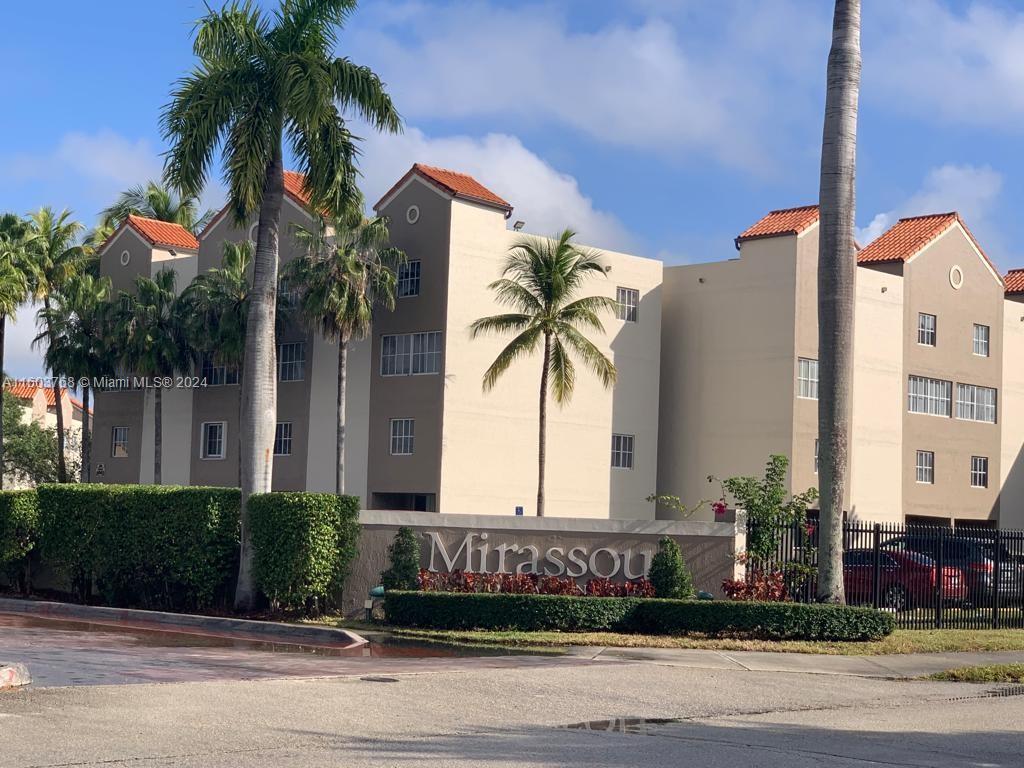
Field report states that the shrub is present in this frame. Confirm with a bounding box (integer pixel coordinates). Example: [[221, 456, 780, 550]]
[[384, 591, 895, 641], [249, 492, 360, 611], [385, 591, 641, 631], [0, 490, 39, 589], [722, 570, 789, 601], [381, 527, 421, 590], [648, 537, 694, 599], [628, 600, 894, 641], [414, 569, 655, 597], [37, 484, 239, 609]]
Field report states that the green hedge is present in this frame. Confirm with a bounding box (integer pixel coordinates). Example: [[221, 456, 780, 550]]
[[37, 484, 240, 609], [249, 492, 360, 610], [384, 591, 895, 641], [0, 490, 39, 587]]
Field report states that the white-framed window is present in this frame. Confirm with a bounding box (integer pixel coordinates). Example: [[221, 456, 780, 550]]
[[917, 312, 937, 346], [278, 277, 297, 307], [616, 287, 639, 322], [397, 260, 421, 298], [973, 324, 990, 357], [814, 439, 819, 474], [274, 422, 293, 456], [956, 383, 997, 423], [971, 456, 989, 488], [201, 354, 239, 386], [111, 426, 129, 458], [381, 332, 442, 376], [797, 357, 819, 400], [908, 375, 951, 417], [412, 331, 442, 374], [916, 450, 934, 484], [611, 433, 634, 469], [201, 422, 226, 460], [277, 342, 306, 382], [390, 418, 414, 455]]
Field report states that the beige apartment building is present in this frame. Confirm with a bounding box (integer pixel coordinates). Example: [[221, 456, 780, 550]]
[[92, 164, 663, 519]]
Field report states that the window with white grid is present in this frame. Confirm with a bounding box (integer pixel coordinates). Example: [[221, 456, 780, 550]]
[[201, 354, 238, 386], [611, 433, 634, 469], [274, 422, 293, 456], [917, 313, 936, 346], [971, 456, 989, 488], [277, 342, 306, 381], [412, 332, 442, 374], [390, 419, 415, 455], [201, 422, 225, 459], [381, 332, 442, 376], [908, 375, 951, 416], [956, 383, 997, 423], [973, 324, 990, 357], [916, 450, 934, 484], [616, 287, 639, 322], [398, 260, 421, 298], [111, 426, 129, 458], [380, 334, 411, 376], [797, 358, 818, 399]]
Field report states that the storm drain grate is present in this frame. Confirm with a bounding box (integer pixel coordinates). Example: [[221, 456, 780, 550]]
[[947, 684, 1024, 702]]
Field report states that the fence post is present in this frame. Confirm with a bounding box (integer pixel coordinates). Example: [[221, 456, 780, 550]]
[[872, 523, 882, 610], [935, 526, 945, 630], [993, 529, 1002, 630]]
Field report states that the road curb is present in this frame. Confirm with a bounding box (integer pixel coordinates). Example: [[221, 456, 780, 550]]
[[0, 598, 367, 649], [0, 662, 31, 689]]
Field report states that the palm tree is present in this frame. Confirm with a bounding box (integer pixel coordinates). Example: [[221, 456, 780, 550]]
[[816, 0, 861, 604], [162, 0, 400, 609], [101, 180, 214, 235], [470, 230, 617, 517], [287, 205, 402, 495], [24, 208, 88, 483], [116, 269, 190, 485], [0, 214, 34, 488], [37, 274, 114, 482]]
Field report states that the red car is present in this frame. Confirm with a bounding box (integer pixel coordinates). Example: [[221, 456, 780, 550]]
[[843, 549, 967, 611]]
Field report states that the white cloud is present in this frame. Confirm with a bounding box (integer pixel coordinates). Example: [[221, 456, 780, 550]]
[[4, 303, 45, 379], [346, 1, 829, 172], [868, 1, 1024, 128], [357, 126, 635, 251]]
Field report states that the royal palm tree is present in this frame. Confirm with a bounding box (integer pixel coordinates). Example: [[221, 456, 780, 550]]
[[287, 204, 402, 494], [470, 230, 617, 517], [24, 208, 88, 483], [101, 180, 214, 235], [116, 269, 190, 485], [0, 214, 34, 488], [37, 274, 113, 482], [162, 0, 400, 609], [816, 0, 861, 603]]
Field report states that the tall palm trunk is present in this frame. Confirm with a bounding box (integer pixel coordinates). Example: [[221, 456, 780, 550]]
[[80, 384, 91, 482], [336, 335, 348, 495], [153, 385, 162, 485], [235, 141, 284, 610], [816, 0, 861, 604], [537, 332, 551, 517], [0, 314, 5, 490], [43, 297, 67, 483]]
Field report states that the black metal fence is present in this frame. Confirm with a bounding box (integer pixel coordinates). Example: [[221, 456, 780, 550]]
[[746, 520, 1024, 629]]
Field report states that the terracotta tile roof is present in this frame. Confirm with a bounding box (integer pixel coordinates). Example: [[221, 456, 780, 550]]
[[4, 380, 90, 413], [125, 215, 199, 250], [283, 170, 311, 206], [1005, 269, 1024, 295], [735, 205, 819, 247], [374, 163, 513, 214]]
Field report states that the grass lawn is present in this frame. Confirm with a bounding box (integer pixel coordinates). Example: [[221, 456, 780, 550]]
[[928, 664, 1024, 683], [312, 617, 1024, 656]]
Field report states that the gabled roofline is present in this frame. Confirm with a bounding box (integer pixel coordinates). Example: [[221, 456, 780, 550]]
[[374, 163, 513, 218]]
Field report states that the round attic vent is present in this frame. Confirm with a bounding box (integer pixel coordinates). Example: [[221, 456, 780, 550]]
[[406, 205, 420, 225], [949, 265, 964, 290], [120, 250, 131, 266], [248, 223, 259, 242]]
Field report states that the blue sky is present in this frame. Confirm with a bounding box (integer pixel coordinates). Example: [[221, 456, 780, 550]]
[[3, 0, 1024, 375]]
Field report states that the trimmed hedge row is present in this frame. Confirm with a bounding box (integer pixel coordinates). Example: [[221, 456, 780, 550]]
[[384, 591, 895, 641], [250, 492, 360, 610], [0, 490, 39, 586]]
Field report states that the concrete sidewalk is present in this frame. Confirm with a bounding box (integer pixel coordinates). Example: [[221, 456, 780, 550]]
[[569, 645, 1024, 678]]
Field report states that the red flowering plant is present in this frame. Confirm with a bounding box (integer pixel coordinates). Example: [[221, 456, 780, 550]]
[[415, 569, 651, 597], [721, 570, 789, 601]]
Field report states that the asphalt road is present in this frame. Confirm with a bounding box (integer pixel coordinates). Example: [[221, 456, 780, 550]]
[[1, 661, 1021, 767]]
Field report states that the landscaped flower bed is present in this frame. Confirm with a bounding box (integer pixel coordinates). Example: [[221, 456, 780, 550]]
[[416, 569, 655, 597]]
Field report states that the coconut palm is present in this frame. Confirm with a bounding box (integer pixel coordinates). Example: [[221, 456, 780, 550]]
[[287, 204, 402, 495], [816, 0, 861, 603], [24, 208, 88, 483], [470, 229, 617, 517], [101, 180, 214, 235], [36, 274, 114, 482], [116, 269, 190, 485], [0, 214, 34, 488], [162, 0, 400, 609]]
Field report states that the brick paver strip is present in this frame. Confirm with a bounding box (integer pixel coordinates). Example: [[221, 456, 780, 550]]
[[0, 597, 365, 649]]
